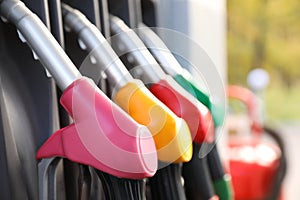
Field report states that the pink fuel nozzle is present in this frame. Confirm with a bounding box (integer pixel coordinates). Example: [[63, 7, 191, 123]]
[[36, 78, 157, 179], [0, 0, 157, 179]]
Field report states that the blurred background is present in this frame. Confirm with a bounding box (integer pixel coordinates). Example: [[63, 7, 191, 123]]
[[227, 0, 300, 199], [228, 0, 300, 123], [155, 0, 300, 198]]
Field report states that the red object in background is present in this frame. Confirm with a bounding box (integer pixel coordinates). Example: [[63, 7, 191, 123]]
[[227, 85, 263, 135], [229, 138, 281, 200], [227, 85, 283, 200]]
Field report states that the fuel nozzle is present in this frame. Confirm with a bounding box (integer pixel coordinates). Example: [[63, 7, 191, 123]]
[[0, 0, 158, 179], [61, 4, 193, 163]]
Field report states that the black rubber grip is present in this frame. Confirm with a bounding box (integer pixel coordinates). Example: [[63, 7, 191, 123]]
[[148, 164, 186, 200], [182, 143, 215, 200], [207, 144, 225, 181], [96, 170, 146, 200], [263, 126, 287, 200]]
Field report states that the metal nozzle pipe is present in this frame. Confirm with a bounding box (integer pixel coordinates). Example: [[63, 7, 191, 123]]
[[61, 3, 133, 90], [137, 24, 184, 76], [0, 0, 81, 90], [109, 16, 165, 84]]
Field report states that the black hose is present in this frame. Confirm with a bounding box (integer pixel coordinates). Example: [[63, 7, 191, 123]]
[[182, 143, 216, 200], [96, 170, 146, 200], [263, 126, 287, 200], [147, 164, 186, 200], [207, 144, 225, 181]]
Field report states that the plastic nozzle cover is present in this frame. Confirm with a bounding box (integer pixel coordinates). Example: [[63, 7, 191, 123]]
[[174, 73, 225, 127], [114, 79, 193, 163], [36, 77, 157, 179], [150, 76, 214, 144]]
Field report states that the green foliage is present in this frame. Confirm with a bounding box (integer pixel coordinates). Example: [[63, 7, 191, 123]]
[[227, 0, 300, 87], [265, 83, 300, 121], [227, 0, 300, 121]]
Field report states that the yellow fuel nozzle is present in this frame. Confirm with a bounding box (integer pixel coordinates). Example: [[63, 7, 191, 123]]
[[114, 80, 193, 163]]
